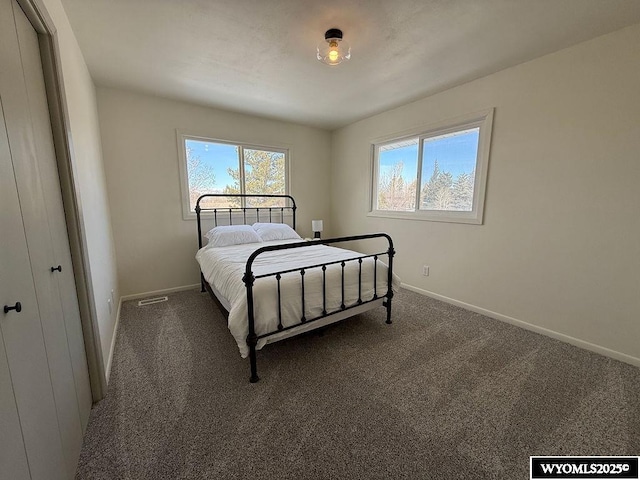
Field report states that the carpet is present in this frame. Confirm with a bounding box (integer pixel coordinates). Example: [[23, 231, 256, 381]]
[[75, 288, 640, 479]]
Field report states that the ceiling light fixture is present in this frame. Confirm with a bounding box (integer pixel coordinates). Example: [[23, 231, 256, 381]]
[[317, 28, 350, 66]]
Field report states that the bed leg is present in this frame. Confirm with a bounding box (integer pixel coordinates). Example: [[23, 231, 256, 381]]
[[200, 272, 206, 293], [385, 296, 393, 325], [248, 335, 260, 383]]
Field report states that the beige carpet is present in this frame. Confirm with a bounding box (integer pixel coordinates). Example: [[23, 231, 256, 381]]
[[75, 288, 640, 479]]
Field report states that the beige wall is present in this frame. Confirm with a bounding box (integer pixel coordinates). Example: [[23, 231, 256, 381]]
[[331, 24, 640, 364], [41, 0, 120, 376], [96, 87, 332, 297]]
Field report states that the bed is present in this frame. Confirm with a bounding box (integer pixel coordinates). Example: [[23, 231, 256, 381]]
[[195, 193, 398, 382]]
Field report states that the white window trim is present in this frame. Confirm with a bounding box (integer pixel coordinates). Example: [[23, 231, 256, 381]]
[[177, 130, 291, 221], [369, 108, 494, 225]]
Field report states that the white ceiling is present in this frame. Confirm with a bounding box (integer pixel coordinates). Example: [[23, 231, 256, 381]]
[[60, 0, 640, 130]]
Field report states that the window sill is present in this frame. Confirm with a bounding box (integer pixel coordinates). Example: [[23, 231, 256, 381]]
[[367, 210, 483, 225]]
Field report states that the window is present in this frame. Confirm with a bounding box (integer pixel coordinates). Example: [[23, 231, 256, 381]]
[[178, 132, 289, 219], [371, 109, 493, 224]]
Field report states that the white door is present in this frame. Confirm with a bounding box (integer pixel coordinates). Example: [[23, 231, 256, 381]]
[[0, 93, 67, 480], [0, 98, 32, 480], [0, 0, 89, 478], [9, 4, 84, 474], [13, 2, 93, 436]]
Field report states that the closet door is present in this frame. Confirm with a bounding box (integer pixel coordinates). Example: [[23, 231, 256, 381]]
[[14, 0, 93, 432], [0, 0, 86, 478], [0, 94, 66, 480], [0, 99, 32, 480]]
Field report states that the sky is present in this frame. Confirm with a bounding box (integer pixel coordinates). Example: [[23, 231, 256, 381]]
[[379, 127, 480, 184], [188, 129, 480, 192], [186, 139, 238, 189]]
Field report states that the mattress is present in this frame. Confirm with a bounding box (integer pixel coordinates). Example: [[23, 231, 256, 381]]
[[196, 239, 399, 357]]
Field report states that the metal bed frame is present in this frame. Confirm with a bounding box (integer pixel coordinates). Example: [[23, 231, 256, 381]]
[[195, 193, 395, 383]]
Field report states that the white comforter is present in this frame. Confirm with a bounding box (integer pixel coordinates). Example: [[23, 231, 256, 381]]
[[196, 239, 399, 357]]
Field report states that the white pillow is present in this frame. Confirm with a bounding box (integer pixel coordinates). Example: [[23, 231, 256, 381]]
[[252, 222, 301, 242], [205, 225, 262, 247]]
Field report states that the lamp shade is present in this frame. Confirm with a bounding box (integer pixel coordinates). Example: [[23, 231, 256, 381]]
[[311, 219, 323, 239], [317, 28, 350, 66]]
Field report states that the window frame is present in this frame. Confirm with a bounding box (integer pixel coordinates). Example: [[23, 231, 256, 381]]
[[177, 131, 290, 220], [369, 108, 494, 225]]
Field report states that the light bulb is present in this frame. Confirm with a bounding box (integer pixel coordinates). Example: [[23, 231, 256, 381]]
[[328, 40, 340, 63]]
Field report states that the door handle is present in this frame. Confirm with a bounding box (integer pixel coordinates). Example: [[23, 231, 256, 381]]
[[4, 302, 22, 314], [51, 265, 62, 273]]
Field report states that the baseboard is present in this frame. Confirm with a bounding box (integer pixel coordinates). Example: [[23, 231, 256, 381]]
[[105, 296, 122, 384], [120, 284, 200, 302], [401, 283, 640, 368]]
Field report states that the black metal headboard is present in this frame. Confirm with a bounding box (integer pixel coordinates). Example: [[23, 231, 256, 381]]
[[195, 193, 297, 249]]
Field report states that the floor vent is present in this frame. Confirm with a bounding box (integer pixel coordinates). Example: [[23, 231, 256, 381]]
[[137, 296, 168, 306]]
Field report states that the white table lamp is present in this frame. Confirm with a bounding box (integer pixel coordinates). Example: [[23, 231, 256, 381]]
[[312, 220, 323, 238]]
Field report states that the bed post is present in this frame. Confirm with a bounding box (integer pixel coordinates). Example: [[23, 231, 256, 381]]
[[196, 202, 205, 293], [196, 202, 206, 292], [291, 203, 297, 230], [248, 339, 259, 383], [243, 270, 259, 383], [384, 237, 395, 325]]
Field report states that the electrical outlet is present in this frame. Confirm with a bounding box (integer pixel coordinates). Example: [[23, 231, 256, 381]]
[[422, 265, 429, 276]]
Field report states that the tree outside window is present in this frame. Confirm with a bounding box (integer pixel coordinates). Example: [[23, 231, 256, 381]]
[[179, 135, 288, 218], [371, 109, 493, 224]]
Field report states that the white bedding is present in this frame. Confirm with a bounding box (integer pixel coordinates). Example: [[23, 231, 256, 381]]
[[196, 239, 400, 357]]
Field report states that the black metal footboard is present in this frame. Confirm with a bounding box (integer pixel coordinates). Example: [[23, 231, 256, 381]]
[[243, 234, 395, 383]]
